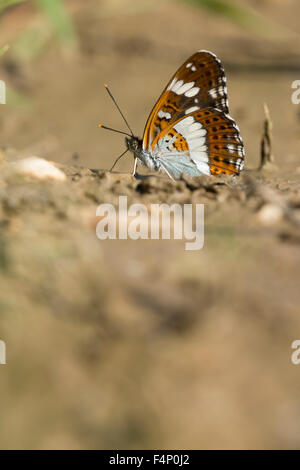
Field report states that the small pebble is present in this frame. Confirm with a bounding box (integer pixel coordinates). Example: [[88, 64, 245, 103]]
[[12, 156, 66, 181], [257, 203, 283, 226]]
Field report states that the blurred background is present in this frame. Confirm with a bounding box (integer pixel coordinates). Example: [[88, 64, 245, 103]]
[[0, 0, 300, 449]]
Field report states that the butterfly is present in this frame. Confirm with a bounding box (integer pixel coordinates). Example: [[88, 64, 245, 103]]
[[99, 50, 245, 180]]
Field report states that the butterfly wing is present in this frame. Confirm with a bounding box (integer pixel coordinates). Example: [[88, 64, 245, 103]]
[[153, 108, 245, 177], [142, 50, 229, 151]]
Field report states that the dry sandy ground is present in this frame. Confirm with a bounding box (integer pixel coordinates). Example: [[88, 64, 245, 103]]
[[0, 0, 300, 449]]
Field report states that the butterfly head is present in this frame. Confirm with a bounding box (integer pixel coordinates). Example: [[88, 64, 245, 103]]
[[125, 136, 142, 156]]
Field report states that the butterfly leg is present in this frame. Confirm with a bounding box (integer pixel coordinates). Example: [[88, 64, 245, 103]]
[[132, 157, 138, 177], [159, 161, 175, 182]]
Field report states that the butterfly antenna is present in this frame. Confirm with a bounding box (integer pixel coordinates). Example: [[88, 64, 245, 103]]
[[110, 148, 129, 172], [104, 84, 134, 137], [98, 124, 131, 137]]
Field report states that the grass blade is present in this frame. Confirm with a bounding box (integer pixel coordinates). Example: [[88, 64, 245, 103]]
[[0, 44, 9, 56], [0, 0, 26, 12], [34, 0, 76, 46]]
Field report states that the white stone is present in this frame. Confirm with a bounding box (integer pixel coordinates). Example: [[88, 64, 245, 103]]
[[257, 204, 283, 226], [13, 157, 66, 181]]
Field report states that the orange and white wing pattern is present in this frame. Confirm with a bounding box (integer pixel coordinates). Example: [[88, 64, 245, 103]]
[[142, 50, 245, 177], [142, 50, 229, 150], [151, 108, 244, 178]]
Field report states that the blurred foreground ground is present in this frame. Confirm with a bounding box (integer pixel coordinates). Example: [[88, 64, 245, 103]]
[[0, 0, 300, 449]]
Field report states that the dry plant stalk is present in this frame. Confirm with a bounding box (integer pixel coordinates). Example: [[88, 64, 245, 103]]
[[260, 103, 275, 168]]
